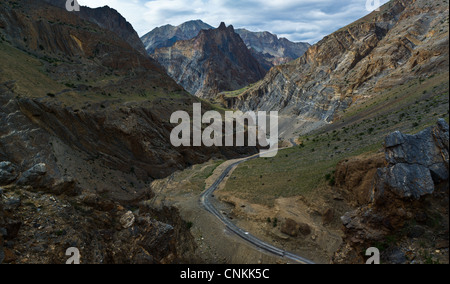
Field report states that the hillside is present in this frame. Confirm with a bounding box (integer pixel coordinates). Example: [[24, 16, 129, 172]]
[[0, 0, 255, 264], [224, 0, 449, 139]]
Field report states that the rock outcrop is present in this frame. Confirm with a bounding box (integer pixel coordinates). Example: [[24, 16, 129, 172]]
[[226, 0, 449, 136], [374, 119, 449, 200], [152, 23, 267, 98], [334, 119, 449, 264]]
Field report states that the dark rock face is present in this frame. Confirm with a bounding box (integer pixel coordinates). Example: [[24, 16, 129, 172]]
[[374, 119, 449, 200], [152, 23, 266, 98]]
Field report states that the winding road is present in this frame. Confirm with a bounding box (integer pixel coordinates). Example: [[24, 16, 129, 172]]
[[200, 143, 315, 264]]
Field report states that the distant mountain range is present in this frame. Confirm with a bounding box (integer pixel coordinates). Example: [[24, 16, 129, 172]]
[[141, 20, 311, 71], [235, 29, 311, 70], [141, 20, 214, 54]]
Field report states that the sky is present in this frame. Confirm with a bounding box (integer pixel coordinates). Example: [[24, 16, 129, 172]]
[[78, 0, 390, 44]]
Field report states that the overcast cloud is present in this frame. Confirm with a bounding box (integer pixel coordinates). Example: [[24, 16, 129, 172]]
[[78, 0, 389, 44]]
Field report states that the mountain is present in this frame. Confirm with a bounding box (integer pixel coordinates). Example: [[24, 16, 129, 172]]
[[152, 22, 267, 98], [223, 0, 449, 138], [141, 20, 214, 54], [235, 29, 311, 70], [0, 0, 257, 264]]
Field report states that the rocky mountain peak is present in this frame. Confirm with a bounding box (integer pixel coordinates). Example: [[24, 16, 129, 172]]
[[218, 22, 227, 30], [152, 23, 266, 98]]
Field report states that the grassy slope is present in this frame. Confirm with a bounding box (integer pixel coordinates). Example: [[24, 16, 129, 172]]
[[0, 39, 193, 107], [222, 72, 449, 207]]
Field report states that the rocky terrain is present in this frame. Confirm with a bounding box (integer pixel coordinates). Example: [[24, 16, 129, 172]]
[[0, 0, 256, 264], [224, 0, 449, 139], [334, 119, 449, 264], [235, 29, 310, 71], [152, 23, 266, 99]]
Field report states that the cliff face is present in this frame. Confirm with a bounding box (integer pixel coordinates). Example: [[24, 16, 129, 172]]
[[235, 29, 311, 70], [226, 0, 449, 135], [141, 20, 214, 54], [152, 23, 267, 99]]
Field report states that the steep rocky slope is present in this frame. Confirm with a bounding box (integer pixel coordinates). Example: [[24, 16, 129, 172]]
[[141, 20, 214, 54], [225, 0, 449, 138], [235, 29, 311, 70], [152, 23, 266, 98], [0, 0, 256, 263]]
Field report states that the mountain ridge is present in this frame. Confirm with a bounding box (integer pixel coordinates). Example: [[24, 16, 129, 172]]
[[141, 19, 310, 70]]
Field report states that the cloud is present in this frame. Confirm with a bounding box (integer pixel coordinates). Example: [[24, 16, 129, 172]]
[[78, 0, 390, 44]]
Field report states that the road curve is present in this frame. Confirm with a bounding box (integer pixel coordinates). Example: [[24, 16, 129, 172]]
[[200, 146, 315, 264]]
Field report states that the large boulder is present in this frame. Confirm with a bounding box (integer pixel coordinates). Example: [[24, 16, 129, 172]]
[[280, 218, 311, 237], [335, 120, 449, 263], [373, 119, 449, 202], [16, 163, 47, 188]]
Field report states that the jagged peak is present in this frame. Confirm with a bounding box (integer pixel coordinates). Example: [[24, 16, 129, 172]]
[[218, 22, 227, 30]]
